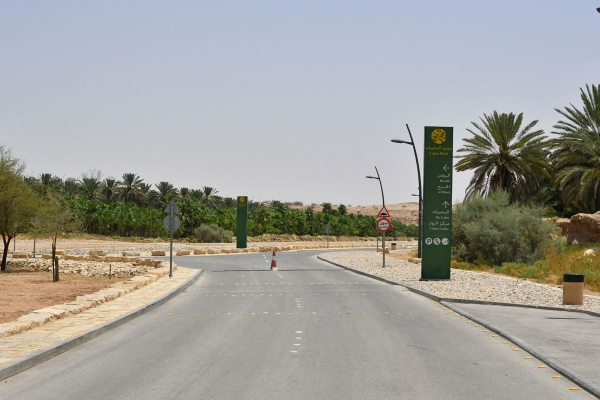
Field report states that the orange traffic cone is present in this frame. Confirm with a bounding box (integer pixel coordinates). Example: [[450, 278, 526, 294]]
[[270, 250, 278, 271]]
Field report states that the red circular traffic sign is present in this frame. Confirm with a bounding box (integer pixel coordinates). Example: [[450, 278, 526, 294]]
[[376, 217, 391, 233]]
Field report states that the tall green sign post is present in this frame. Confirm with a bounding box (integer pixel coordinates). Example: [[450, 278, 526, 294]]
[[421, 127, 453, 280], [236, 196, 248, 248]]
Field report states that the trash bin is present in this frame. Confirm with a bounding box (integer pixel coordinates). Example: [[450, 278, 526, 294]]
[[563, 273, 585, 305], [391, 243, 397, 250]]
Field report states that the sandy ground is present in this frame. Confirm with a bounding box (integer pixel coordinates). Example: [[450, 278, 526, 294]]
[[0, 269, 126, 324], [299, 202, 420, 225]]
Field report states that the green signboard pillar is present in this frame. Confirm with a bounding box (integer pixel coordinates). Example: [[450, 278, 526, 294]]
[[421, 127, 453, 280], [236, 196, 248, 248]]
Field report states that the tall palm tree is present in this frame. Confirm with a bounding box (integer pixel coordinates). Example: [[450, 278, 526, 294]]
[[101, 178, 119, 203], [190, 189, 203, 201], [222, 197, 235, 208], [37, 173, 62, 197], [62, 178, 80, 200], [78, 177, 102, 201], [455, 111, 549, 202], [201, 186, 219, 208], [149, 181, 179, 207], [549, 84, 600, 211], [116, 173, 147, 205]]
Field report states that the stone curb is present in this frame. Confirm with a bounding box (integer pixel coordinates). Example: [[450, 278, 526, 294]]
[[0, 269, 203, 382], [317, 255, 600, 399]]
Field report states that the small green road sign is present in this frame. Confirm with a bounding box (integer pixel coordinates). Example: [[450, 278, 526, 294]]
[[236, 196, 248, 248], [421, 127, 453, 280]]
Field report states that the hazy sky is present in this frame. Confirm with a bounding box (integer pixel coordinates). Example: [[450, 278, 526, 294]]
[[1, 1, 599, 206]]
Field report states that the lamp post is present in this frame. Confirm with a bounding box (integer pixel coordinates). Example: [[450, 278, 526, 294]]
[[366, 166, 386, 268], [392, 124, 423, 258]]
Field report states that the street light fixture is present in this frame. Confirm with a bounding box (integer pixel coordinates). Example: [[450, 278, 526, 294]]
[[392, 124, 423, 259], [366, 166, 386, 268]]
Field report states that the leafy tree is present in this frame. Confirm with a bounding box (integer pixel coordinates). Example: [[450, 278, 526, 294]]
[[116, 173, 148, 205], [549, 84, 600, 212], [0, 145, 40, 271], [321, 203, 333, 215], [338, 204, 347, 216], [271, 201, 289, 233], [37, 197, 80, 281], [455, 111, 549, 202]]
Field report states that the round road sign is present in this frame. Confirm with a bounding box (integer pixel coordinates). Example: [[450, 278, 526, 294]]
[[163, 215, 181, 232], [376, 217, 391, 233]]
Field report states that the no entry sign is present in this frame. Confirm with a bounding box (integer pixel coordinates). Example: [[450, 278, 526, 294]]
[[376, 217, 391, 233]]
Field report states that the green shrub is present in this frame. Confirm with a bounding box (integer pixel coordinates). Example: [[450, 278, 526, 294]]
[[194, 224, 233, 243], [452, 191, 556, 265]]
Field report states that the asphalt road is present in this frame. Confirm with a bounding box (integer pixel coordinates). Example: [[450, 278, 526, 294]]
[[0, 251, 593, 399]]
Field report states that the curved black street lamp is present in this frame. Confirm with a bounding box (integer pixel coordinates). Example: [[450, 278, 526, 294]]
[[366, 166, 387, 267], [366, 166, 385, 207], [391, 124, 423, 259]]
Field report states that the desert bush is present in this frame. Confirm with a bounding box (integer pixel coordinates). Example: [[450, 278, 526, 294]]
[[452, 191, 557, 265], [194, 224, 233, 243]]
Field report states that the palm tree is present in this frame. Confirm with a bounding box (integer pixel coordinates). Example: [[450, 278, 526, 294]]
[[37, 173, 62, 197], [116, 173, 147, 205], [62, 178, 80, 200], [78, 177, 102, 201], [222, 197, 235, 208], [190, 189, 203, 201], [455, 111, 549, 202], [149, 181, 179, 207], [201, 186, 219, 208], [100, 178, 119, 203], [549, 84, 600, 211], [180, 187, 189, 198]]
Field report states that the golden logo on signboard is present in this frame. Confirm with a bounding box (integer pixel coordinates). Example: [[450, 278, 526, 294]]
[[239, 197, 247, 204], [431, 129, 447, 145]]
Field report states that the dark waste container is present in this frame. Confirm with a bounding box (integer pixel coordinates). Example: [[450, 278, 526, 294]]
[[391, 243, 397, 250], [563, 273, 585, 305]]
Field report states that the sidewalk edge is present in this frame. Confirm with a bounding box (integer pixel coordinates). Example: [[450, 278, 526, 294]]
[[442, 302, 600, 399], [317, 255, 600, 399], [0, 269, 203, 382]]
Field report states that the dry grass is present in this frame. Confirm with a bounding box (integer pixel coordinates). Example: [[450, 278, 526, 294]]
[[451, 244, 600, 293]]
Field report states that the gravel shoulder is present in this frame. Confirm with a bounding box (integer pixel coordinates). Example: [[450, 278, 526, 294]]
[[319, 251, 600, 313]]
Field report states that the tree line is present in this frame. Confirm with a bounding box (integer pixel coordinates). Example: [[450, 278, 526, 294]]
[[0, 154, 417, 271]]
